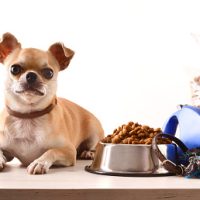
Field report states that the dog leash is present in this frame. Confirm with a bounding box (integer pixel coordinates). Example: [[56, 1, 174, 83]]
[[152, 133, 188, 175]]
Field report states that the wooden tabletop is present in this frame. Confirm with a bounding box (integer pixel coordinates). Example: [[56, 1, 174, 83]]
[[0, 160, 200, 200]]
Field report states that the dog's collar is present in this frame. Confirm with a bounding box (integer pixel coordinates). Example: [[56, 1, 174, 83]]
[[6, 99, 57, 119]]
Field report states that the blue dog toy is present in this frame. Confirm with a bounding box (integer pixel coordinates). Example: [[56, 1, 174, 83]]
[[163, 105, 200, 165]]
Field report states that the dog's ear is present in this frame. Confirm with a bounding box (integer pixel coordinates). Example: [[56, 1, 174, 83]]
[[0, 33, 21, 63], [48, 43, 74, 71]]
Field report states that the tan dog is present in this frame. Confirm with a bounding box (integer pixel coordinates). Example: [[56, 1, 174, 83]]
[[0, 33, 104, 174]]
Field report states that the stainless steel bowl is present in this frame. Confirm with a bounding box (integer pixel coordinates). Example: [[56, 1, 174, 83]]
[[85, 142, 177, 176]]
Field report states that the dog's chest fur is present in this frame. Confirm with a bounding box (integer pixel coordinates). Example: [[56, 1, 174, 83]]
[[3, 117, 48, 165]]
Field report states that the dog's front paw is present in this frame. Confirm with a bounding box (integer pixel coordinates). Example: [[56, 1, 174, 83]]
[[0, 155, 6, 171], [79, 150, 95, 160], [27, 160, 52, 175]]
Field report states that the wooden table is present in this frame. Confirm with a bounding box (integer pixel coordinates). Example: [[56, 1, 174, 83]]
[[0, 160, 200, 200]]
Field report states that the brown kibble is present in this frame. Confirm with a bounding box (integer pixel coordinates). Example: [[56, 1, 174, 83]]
[[119, 131, 123, 136], [134, 126, 141, 133], [139, 139, 145, 144], [112, 135, 121, 144], [126, 124, 133, 131], [137, 129, 142, 134], [101, 136, 112, 143], [137, 133, 144, 138], [135, 122, 139, 127], [131, 124, 136, 130], [128, 121, 134, 126], [142, 125, 149, 130], [154, 128, 161, 132], [129, 130, 135, 135], [119, 135, 124, 140], [131, 134, 137, 139], [144, 138, 152, 144], [127, 137, 133, 144], [149, 132, 154, 138], [117, 126, 122, 131], [113, 128, 118, 133], [122, 138, 128, 144], [122, 128, 127, 134], [101, 122, 171, 145]]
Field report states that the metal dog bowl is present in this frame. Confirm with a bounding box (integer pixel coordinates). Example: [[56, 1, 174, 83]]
[[85, 142, 177, 176]]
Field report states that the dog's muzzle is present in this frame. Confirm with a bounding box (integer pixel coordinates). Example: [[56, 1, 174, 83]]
[[15, 72, 45, 96]]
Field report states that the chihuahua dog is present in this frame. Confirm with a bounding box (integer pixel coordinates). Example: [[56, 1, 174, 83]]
[[0, 33, 104, 174]]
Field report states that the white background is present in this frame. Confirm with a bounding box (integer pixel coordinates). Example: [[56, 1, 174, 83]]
[[1, 0, 200, 134]]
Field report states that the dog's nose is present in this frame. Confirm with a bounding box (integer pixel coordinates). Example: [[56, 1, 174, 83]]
[[26, 72, 37, 84]]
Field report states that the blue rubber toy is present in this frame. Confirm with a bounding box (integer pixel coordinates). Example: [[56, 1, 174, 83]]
[[162, 105, 200, 164]]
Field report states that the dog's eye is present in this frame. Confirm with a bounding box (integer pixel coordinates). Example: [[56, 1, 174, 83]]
[[41, 68, 54, 79], [10, 64, 22, 75]]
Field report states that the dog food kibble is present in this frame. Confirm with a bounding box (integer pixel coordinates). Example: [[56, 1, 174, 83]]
[[101, 121, 171, 145]]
